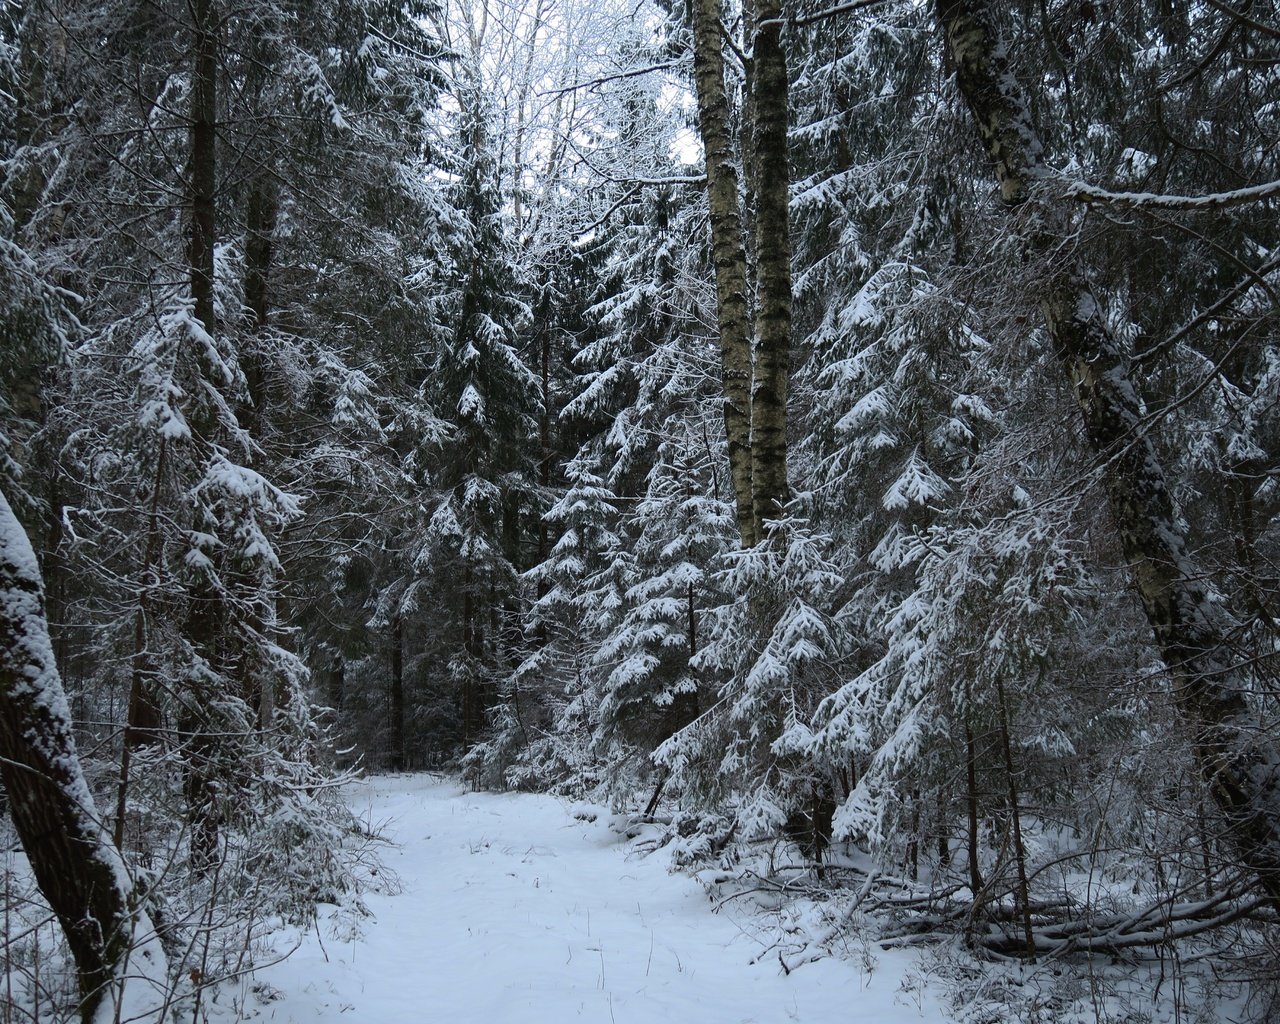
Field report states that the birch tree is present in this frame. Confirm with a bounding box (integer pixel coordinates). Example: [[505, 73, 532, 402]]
[[689, 0, 756, 545], [936, 0, 1280, 908], [744, 0, 792, 527]]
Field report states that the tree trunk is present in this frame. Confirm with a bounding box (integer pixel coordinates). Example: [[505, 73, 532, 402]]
[[745, 0, 792, 528], [240, 176, 277, 434], [182, 583, 222, 877], [964, 715, 984, 899], [328, 652, 345, 713], [0, 489, 165, 1022], [539, 297, 553, 590], [188, 0, 218, 335], [12, 3, 68, 239], [462, 569, 480, 742], [238, 179, 279, 726], [937, 0, 1280, 908], [690, 0, 757, 547], [180, 0, 223, 879], [115, 536, 164, 850], [994, 673, 1035, 960], [243, 182, 276, 335], [123, 437, 168, 757], [390, 611, 405, 771]]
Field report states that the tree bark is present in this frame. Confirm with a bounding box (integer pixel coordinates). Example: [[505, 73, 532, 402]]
[[690, 0, 757, 547], [538, 307, 552, 593], [0, 489, 163, 1022], [745, 0, 792, 528], [936, 0, 1280, 909]]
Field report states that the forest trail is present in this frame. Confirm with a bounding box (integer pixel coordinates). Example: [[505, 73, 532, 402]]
[[222, 774, 946, 1024]]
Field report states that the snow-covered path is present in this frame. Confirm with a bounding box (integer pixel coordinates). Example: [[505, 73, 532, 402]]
[[230, 775, 948, 1023]]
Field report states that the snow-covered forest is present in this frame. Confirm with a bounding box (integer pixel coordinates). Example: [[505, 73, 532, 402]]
[[3, 0, 1280, 1020]]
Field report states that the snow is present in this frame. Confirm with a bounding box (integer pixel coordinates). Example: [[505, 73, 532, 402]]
[[90, 925, 169, 1024], [221, 774, 947, 1024], [881, 453, 950, 511]]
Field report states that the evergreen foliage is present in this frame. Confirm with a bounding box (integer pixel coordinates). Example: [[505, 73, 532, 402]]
[[4, 0, 1280, 1016]]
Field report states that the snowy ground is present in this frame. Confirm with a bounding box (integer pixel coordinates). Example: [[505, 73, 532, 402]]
[[217, 774, 949, 1024]]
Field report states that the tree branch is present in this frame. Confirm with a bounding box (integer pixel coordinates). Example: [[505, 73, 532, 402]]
[[538, 59, 690, 98], [1057, 173, 1280, 211], [1203, 0, 1280, 42], [758, 0, 890, 30]]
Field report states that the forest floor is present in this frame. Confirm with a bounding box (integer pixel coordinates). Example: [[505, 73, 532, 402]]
[[217, 773, 949, 1024]]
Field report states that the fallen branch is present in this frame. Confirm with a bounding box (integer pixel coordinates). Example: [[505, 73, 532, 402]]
[[877, 888, 1272, 959]]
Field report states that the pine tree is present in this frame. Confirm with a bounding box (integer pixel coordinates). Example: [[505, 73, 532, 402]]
[[474, 455, 628, 791], [594, 441, 733, 791], [426, 81, 540, 750], [1, 0, 456, 996]]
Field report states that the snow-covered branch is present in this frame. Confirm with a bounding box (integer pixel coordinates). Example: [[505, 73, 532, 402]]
[[1057, 173, 1280, 211]]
